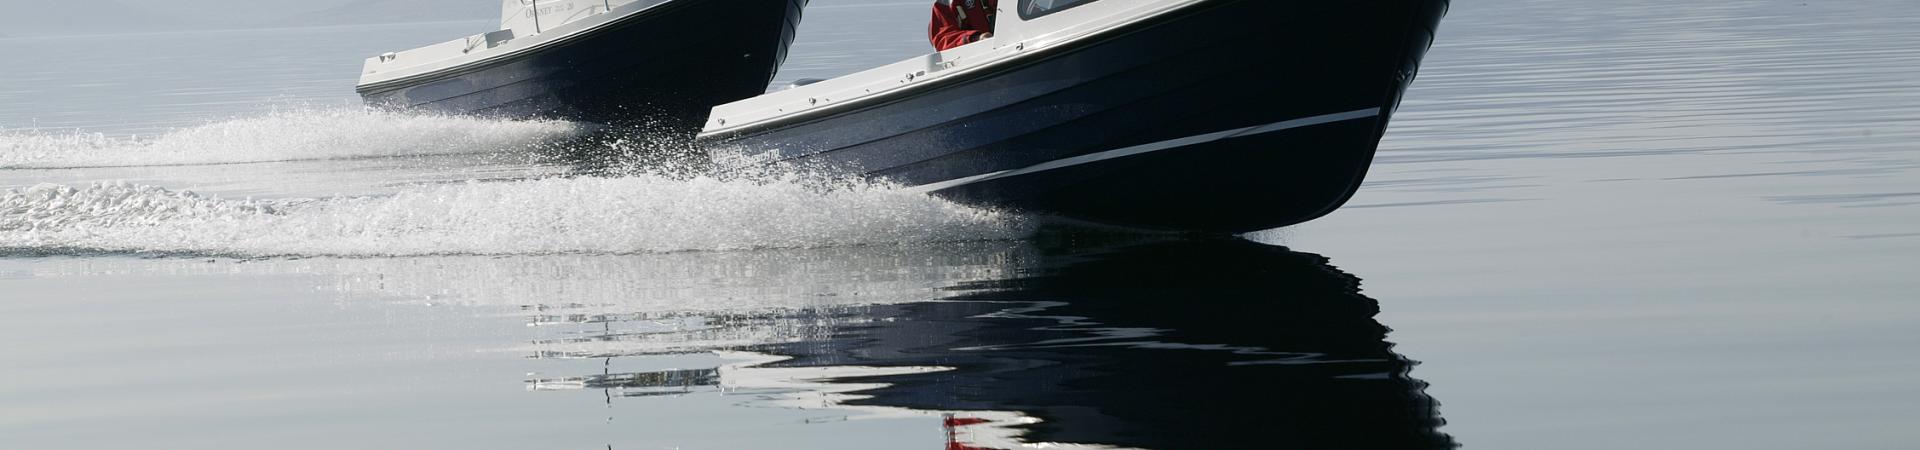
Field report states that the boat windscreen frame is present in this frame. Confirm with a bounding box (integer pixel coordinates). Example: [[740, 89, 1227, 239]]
[[1018, 0, 1105, 20]]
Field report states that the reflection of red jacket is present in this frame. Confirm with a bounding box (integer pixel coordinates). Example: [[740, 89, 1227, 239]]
[[929, 0, 997, 51]]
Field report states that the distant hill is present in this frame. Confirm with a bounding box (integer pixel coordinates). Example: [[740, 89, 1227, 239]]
[[0, 0, 207, 35], [275, 0, 496, 27]]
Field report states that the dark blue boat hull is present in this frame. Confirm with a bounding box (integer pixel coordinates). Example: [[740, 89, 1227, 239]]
[[702, 0, 1448, 232], [358, 0, 807, 131]]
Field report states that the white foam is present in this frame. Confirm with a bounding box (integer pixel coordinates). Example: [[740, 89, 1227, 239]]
[[0, 108, 581, 169], [0, 176, 1033, 257]]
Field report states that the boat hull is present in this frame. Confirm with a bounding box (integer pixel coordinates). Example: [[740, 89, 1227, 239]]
[[702, 0, 1448, 232], [358, 0, 807, 131]]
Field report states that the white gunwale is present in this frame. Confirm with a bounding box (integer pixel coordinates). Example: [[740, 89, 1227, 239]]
[[698, 0, 1211, 138], [355, 0, 674, 91]]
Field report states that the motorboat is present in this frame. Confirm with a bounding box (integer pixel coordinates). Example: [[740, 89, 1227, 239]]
[[356, 0, 808, 131], [696, 0, 1449, 233]]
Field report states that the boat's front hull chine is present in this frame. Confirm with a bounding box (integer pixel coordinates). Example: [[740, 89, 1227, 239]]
[[920, 109, 1388, 232]]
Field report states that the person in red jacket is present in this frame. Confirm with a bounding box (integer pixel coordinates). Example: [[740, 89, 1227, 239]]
[[929, 0, 998, 51]]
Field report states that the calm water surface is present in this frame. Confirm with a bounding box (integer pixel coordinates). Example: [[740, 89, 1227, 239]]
[[3, 0, 1918, 449]]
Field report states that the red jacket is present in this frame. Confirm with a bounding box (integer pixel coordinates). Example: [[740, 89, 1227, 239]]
[[929, 0, 997, 51]]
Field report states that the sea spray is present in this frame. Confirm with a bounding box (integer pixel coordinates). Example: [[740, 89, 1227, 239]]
[[0, 182, 281, 232], [0, 176, 1033, 257]]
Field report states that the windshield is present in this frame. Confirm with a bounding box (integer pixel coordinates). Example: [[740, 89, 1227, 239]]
[[1019, 0, 1102, 19]]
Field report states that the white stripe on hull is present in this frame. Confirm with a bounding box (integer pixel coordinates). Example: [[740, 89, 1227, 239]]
[[904, 107, 1382, 194]]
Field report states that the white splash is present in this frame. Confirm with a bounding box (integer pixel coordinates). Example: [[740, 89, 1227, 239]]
[[0, 176, 1032, 257], [0, 108, 581, 169]]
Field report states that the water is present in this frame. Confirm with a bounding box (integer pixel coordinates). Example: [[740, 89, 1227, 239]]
[[3, 0, 1918, 448]]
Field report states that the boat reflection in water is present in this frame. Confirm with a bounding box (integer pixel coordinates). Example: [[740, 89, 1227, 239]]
[[519, 238, 1455, 449]]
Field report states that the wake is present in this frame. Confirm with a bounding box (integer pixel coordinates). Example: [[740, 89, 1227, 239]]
[[0, 108, 581, 169], [0, 177, 1031, 257]]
